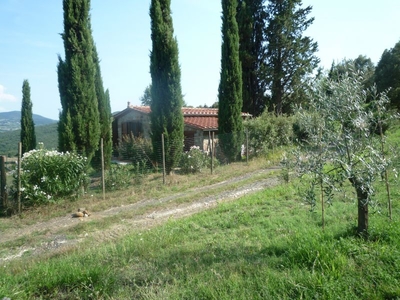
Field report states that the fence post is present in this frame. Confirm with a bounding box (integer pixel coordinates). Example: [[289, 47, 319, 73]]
[[246, 129, 249, 164], [0, 156, 7, 211], [101, 138, 105, 201], [162, 134, 166, 184], [211, 132, 214, 175], [208, 131, 212, 175], [17, 142, 22, 214]]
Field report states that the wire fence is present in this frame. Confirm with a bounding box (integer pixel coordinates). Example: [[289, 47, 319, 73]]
[[0, 129, 285, 215]]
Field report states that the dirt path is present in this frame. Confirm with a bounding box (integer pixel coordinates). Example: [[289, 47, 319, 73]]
[[0, 167, 281, 262]]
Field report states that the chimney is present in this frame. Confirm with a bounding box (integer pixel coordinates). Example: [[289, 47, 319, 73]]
[[127, 101, 131, 108]]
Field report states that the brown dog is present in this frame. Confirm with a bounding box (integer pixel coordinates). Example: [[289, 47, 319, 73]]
[[71, 208, 91, 218]]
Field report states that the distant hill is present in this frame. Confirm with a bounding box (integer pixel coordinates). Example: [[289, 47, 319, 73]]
[[0, 111, 57, 132], [0, 123, 58, 157]]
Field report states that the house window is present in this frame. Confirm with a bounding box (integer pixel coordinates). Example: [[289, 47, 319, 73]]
[[122, 121, 143, 137]]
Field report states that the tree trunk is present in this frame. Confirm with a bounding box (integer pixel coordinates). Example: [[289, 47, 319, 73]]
[[355, 186, 369, 238], [272, 79, 283, 115], [349, 177, 369, 238]]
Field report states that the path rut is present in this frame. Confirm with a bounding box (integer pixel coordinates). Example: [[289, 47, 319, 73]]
[[0, 167, 280, 262]]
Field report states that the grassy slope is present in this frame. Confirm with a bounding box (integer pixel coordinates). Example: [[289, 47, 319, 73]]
[[1, 175, 400, 299], [1, 126, 400, 299]]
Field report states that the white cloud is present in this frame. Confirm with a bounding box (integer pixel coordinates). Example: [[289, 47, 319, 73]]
[[0, 84, 17, 102]]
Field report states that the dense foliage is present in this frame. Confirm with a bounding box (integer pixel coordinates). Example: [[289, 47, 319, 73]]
[[237, 0, 267, 116], [118, 133, 154, 170], [104, 164, 134, 191], [140, 85, 152, 106], [264, 0, 319, 114], [92, 46, 112, 170], [149, 0, 184, 175], [375, 40, 400, 110], [179, 146, 213, 174], [57, 0, 100, 164], [244, 111, 293, 156], [329, 55, 375, 92], [218, 0, 244, 162], [20, 80, 36, 154], [13, 149, 88, 206]]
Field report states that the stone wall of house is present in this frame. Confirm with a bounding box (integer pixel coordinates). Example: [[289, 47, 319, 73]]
[[117, 110, 151, 142], [115, 109, 218, 154]]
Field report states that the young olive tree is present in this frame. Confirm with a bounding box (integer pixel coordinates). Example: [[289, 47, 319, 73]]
[[292, 71, 394, 237]]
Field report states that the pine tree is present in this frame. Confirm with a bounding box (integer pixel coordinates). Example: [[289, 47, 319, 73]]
[[265, 0, 319, 114], [57, 0, 100, 163], [218, 0, 244, 162], [150, 0, 184, 175], [237, 0, 267, 117], [92, 45, 112, 169], [20, 79, 36, 154]]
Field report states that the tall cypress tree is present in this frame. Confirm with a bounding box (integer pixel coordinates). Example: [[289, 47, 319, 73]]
[[57, 0, 100, 163], [218, 0, 243, 162], [237, 0, 267, 117], [150, 0, 184, 175], [92, 45, 112, 169], [265, 0, 319, 114], [20, 79, 36, 154]]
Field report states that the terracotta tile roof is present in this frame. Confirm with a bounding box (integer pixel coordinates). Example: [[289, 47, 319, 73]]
[[184, 116, 218, 130], [130, 106, 151, 114], [129, 105, 219, 116], [122, 105, 250, 131], [182, 107, 218, 116]]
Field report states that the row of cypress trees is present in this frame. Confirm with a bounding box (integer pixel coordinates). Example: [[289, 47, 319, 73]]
[[218, 0, 319, 160], [21, 0, 318, 174], [148, 0, 246, 168], [149, 0, 247, 167]]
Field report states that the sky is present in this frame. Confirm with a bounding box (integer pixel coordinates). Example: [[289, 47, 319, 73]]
[[0, 0, 399, 120]]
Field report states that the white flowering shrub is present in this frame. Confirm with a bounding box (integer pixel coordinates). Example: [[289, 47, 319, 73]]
[[179, 146, 212, 174], [13, 149, 88, 205]]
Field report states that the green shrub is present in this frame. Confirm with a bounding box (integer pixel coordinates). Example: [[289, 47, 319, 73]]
[[118, 133, 154, 170], [12, 149, 88, 206], [104, 163, 133, 191], [179, 146, 212, 174], [244, 111, 294, 156]]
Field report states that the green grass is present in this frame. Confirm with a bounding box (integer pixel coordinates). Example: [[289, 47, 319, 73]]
[[1, 179, 399, 299]]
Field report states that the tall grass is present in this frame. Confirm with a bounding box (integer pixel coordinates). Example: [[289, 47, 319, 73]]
[[1, 177, 399, 299]]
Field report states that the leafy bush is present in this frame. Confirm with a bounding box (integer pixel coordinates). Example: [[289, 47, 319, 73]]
[[12, 149, 88, 206], [292, 111, 322, 143], [118, 133, 154, 170], [179, 146, 211, 174], [104, 163, 134, 191], [244, 111, 294, 156]]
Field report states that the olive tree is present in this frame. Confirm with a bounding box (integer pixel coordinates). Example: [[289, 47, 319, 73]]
[[291, 71, 395, 237]]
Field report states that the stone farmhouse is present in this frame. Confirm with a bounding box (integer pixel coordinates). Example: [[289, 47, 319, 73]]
[[112, 103, 251, 152]]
